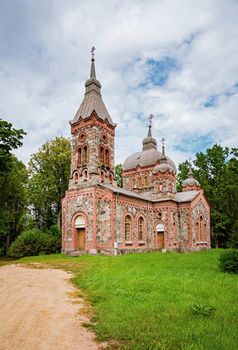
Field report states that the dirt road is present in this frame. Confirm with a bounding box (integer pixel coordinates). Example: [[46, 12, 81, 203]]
[[0, 264, 100, 350]]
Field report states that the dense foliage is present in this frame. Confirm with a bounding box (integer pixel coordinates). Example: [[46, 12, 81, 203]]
[[177, 144, 238, 248], [219, 249, 238, 274], [27, 136, 71, 230], [0, 119, 26, 172], [0, 120, 28, 254], [8, 226, 61, 258]]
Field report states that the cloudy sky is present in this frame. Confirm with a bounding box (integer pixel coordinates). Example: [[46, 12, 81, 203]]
[[1, 0, 238, 167]]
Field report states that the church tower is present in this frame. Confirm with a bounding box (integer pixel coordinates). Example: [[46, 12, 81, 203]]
[[69, 48, 116, 188]]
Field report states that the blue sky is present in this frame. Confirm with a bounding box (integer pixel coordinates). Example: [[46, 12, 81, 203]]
[[0, 0, 238, 167]]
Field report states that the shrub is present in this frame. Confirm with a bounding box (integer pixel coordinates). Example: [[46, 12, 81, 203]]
[[219, 249, 238, 274], [190, 303, 216, 317], [8, 227, 61, 258]]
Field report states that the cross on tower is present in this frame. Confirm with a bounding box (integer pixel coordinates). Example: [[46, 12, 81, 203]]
[[161, 137, 165, 148], [148, 114, 155, 127], [91, 46, 96, 59]]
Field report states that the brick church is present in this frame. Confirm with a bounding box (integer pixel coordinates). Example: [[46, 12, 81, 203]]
[[62, 52, 211, 255]]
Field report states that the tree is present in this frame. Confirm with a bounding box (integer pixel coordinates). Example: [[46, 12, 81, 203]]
[[115, 163, 123, 187], [0, 156, 28, 253], [0, 119, 26, 172], [27, 136, 71, 230], [0, 119, 27, 254], [177, 144, 238, 248]]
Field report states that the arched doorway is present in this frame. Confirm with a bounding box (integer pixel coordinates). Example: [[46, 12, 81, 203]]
[[74, 216, 86, 250], [156, 223, 165, 250]]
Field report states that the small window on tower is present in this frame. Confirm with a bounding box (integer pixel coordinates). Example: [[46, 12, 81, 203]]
[[77, 148, 82, 166], [100, 146, 104, 164], [79, 133, 86, 142], [83, 146, 88, 164], [102, 134, 108, 143], [105, 149, 110, 167]]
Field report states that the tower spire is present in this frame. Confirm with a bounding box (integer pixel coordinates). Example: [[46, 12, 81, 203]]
[[160, 137, 167, 163], [142, 114, 157, 150], [90, 46, 96, 79], [188, 158, 193, 178]]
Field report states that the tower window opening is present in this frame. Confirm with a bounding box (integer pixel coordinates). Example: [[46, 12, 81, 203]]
[[77, 147, 82, 166], [83, 170, 88, 180], [83, 145, 88, 164], [100, 171, 105, 182], [100, 146, 104, 164], [105, 148, 110, 167], [109, 173, 113, 184], [74, 172, 79, 182]]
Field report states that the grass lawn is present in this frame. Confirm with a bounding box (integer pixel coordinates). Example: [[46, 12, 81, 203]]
[[4, 249, 238, 350]]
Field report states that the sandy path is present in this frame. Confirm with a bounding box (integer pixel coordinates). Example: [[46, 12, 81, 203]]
[[0, 264, 100, 350]]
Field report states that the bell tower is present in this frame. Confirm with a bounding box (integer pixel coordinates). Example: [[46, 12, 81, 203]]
[[69, 48, 117, 188]]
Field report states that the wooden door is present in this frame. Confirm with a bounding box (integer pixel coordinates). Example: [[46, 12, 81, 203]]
[[77, 228, 85, 250], [158, 232, 164, 250]]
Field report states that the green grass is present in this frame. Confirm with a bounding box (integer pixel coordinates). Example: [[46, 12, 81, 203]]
[[5, 250, 238, 350]]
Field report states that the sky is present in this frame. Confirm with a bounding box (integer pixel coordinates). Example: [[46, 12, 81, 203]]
[[1, 0, 238, 168]]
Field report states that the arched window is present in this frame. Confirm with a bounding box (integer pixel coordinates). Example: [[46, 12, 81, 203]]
[[159, 183, 163, 191], [100, 171, 105, 182], [77, 147, 82, 166], [144, 176, 149, 187], [138, 177, 143, 188], [125, 215, 131, 241], [83, 170, 88, 180], [138, 216, 144, 240], [73, 172, 79, 182], [105, 148, 110, 167], [199, 215, 204, 241], [100, 146, 104, 164], [83, 146, 88, 164], [131, 178, 136, 189], [203, 222, 207, 242]]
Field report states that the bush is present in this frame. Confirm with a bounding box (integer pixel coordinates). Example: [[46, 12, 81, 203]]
[[8, 227, 61, 258], [219, 249, 238, 274], [190, 303, 216, 317]]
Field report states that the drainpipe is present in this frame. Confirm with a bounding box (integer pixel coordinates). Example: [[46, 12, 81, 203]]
[[178, 200, 182, 252], [114, 192, 119, 256]]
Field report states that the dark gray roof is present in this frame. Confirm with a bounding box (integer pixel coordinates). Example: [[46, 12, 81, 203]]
[[70, 58, 116, 127], [100, 183, 199, 203]]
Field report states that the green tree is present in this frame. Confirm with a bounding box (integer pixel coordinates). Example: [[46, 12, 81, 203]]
[[0, 119, 26, 172], [0, 119, 27, 254], [177, 144, 238, 248], [115, 163, 123, 187], [27, 136, 71, 230], [0, 156, 28, 253]]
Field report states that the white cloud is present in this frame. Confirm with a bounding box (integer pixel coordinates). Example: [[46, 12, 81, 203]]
[[0, 0, 238, 169]]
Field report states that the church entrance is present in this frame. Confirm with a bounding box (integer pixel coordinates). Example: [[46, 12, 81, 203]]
[[76, 228, 85, 250], [156, 223, 165, 250], [74, 216, 86, 250]]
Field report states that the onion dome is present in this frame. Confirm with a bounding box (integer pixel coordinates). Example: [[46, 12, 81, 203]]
[[153, 138, 176, 174], [182, 165, 200, 186], [123, 126, 176, 172]]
